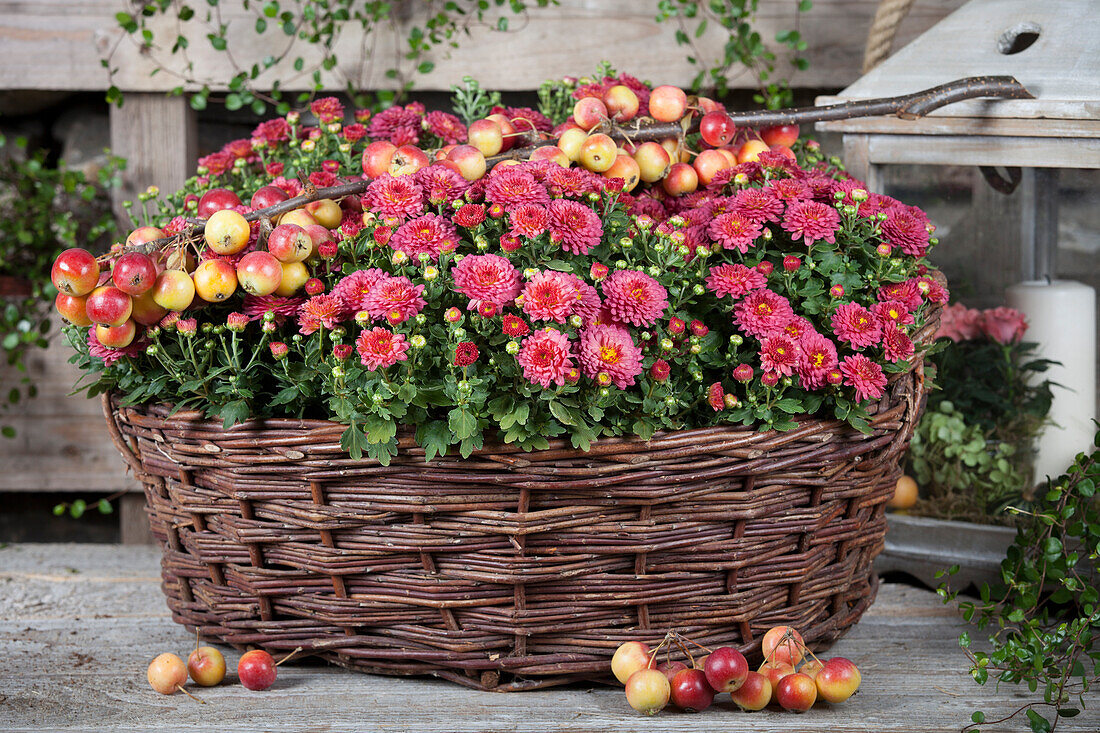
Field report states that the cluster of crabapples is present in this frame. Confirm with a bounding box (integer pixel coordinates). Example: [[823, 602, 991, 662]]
[[50, 185, 337, 349], [147, 643, 296, 700], [612, 626, 862, 716], [361, 83, 799, 196]]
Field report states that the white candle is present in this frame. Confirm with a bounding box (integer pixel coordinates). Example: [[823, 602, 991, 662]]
[[1006, 280, 1097, 483]]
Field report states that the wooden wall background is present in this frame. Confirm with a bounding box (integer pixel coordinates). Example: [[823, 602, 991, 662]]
[[0, 0, 964, 540]]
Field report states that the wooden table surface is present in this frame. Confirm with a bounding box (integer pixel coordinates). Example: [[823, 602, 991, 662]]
[[2, 543, 1097, 733]]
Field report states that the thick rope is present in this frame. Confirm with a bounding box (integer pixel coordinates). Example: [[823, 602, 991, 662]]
[[863, 0, 917, 73]]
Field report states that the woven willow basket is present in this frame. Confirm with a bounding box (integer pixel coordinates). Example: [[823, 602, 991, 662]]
[[104, 307, 937, 691]]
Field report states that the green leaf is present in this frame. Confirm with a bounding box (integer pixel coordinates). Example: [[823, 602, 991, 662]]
[[448, 407, 477, 440], [416, 420, 451, 463], [219, 400, 250, 429], [70, 499, 86, 519], [548, 400, 574, 426], [363, 415, 397, 445], [1026, 709, 1052, 732], [340, 422, 367, 459], [97, 499, 114, 515]]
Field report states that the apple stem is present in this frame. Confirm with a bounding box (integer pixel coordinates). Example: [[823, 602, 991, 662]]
[[672, 635, 695, 669], [176, 685, 207, 704], [676, 632, 713, 655], [275, 646, 304, 667]]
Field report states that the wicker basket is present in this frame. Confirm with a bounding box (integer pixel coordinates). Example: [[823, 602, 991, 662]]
[[103, 310, 936, 691]]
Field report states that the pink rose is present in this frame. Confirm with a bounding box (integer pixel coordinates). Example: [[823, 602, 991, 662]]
[[936, 303, 983, 342], [980, 307, 1027, 344]]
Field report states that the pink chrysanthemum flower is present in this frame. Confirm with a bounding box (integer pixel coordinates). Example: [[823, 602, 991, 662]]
[[252, 118, 290, 144], [578, 324, 644, 389], [568, 275, 603, 326], [882, 204, 931, 257], [389, 214, 457, 262], [803, 175, 839, 202], [650, 359, 671, 382], [86, 328, 143, 366], [485, 167, 551, 211], [872, 299, 915, 327], [547, 199, 603, 256], [364, 276, 426, 324], [496, 105, 553, 133], [521, 270, 578, 323], [882, 324, 915, 363], [782, 200, 841, 246], [602, 269, 669, 327], [423, 110, 466, 144], [516, 328, 574, 388], [502, 314, 530, 337], [831, 302, 882, 349], [915, 275, 949, 304], [759, 334, 801, 377], [163, 216, 188, 236], [368, 105, 423, 145], [310, 97, 344, 123], [797, 331, 839, 390], [309, 170, 337, 189], [356, 327, 409, 370], [510, 204, 550, 239], [730, 187, 784, 224], [857, 192, 900, 219], [452, 254, 522, 307], [708, 212, 764, 254], [545, 165, 602, 199], [414, 165, 469, 205], [197, 151, 233, 176], [342, 123, 368, 142], [707, 382, 726, 412], [454, 203, 486, 228], [298, 294, 343, 335], [222, 138, 255, 161], [242, 294, 305, 323], [733, 289, 795, 338], [769, 177, 812, 204], [782, 316, 815, 341], [878, 280, 923, 311], [705, 264, 767, 299], [453, 341, 479, 367], [363, 175, 425, 220], [840, 353, 888, 402]]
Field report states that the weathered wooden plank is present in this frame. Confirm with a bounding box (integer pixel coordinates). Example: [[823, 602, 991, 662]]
[[1, 544, 1097, 732], [0, 0, 963, 92], [0, 336, 138, 494], [815, 112, 1100, 138], [818, 0, 1100, 123], [109, 93, 198, 219], [860, 134, 1100, 169]]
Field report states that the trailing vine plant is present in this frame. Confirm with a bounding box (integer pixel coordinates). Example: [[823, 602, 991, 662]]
[[938, 436, 1100, 732], [654, 0, 813, 109], [106, 0, 557, 114], [106, 1, 810, 113]]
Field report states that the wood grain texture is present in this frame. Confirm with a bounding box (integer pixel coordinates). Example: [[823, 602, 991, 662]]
[[854, 134, 1100, 169], [819, 0, 1100, 122], [0, 335, 139, 494], [2, 543, 1098, 732], [109, 94, 198, 220], [0, 0, 962, 92]]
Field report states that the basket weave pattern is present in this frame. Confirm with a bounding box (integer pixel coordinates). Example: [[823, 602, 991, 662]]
[[104, 318, 934, 691]]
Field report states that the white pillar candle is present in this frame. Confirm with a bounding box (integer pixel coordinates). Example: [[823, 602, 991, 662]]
[[1006, 280, 1097, 483]]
